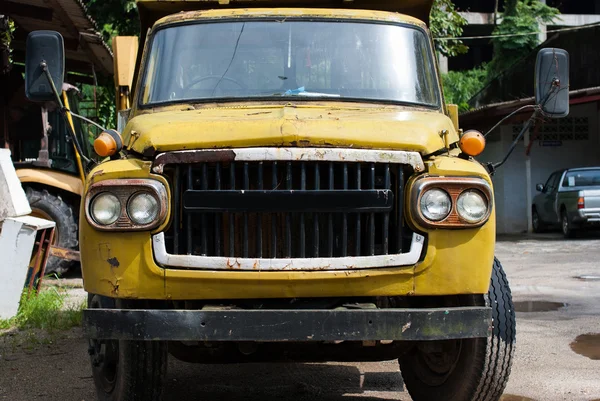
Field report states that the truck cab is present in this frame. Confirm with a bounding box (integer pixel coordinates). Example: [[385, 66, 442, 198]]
[[23, 1, 573, 400]]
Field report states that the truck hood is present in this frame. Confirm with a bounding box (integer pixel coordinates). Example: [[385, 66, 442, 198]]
[[125, 104, 456, 157]]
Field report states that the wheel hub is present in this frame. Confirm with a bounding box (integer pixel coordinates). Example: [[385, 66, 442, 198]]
[[412, 340, 462, 386]]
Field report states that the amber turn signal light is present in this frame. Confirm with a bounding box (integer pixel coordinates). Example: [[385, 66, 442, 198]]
[[459, 130, 486, 157], [94, 129, 123, 158]]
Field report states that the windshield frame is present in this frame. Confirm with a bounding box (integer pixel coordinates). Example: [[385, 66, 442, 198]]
[[137, 17, 443, 110]]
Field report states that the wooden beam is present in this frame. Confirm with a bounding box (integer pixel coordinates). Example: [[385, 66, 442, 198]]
[[0, 2, 53, 21]]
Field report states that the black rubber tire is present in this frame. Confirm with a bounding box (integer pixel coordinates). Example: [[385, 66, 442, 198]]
[[561, 210, 577, 239], [88, 295, 168, 401], [25, 187, 78, 276], [532, 207, 545, 233], [399, 258, 516, 401]]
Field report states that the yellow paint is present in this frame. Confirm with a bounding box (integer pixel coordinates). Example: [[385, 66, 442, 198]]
[[137, 1, 434, 35], [113, 36, 139, 110], [446, 104, 459, 131], [125, 105, 458, 156], [17, 168, 83, 196]]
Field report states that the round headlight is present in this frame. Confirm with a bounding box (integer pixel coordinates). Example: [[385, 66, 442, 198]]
[[420, 189, 452, 221], [457, 190, 488, 223], [90, 193, 121, 225], [127, 192, 159, 225]]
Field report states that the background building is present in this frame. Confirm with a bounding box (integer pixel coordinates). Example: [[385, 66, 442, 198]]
[[439, 0, 600, 73]]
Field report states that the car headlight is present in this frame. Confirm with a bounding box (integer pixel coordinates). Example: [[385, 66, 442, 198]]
[[127, 192, 160, 225], [90, 193, 121, 225], [457, 190, 488, 223], [420, 188, 452, 221]]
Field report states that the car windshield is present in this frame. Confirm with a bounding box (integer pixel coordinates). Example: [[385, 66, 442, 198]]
[[141, 20, 440, 107], [563, 169, 600, 187]]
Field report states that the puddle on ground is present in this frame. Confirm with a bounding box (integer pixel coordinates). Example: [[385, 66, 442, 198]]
[[513, 301, 567, 312], [575, 275, 600, 281], [570, 333, 600, 360], [500, 395, 536, 401]]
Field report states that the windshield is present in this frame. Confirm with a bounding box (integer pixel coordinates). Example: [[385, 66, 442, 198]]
[[141, 20, 440, 107]]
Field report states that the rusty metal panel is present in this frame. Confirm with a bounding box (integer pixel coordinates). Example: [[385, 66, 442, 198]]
[[49, 246, 81, 262], [84, 306, 492, 341]]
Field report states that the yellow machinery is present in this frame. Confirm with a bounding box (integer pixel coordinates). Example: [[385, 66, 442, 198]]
[[23, 2, 571, 400]]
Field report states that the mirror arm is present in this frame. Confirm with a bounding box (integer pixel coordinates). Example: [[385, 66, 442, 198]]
[[40, 61, 95, 170], [486, 109, 539, 176]]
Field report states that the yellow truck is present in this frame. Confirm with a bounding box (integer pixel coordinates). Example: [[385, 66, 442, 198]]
[[23, 1, 570, 400]]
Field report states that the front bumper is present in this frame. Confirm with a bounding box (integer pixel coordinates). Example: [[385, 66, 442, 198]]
[[83, 307, 492, 341]]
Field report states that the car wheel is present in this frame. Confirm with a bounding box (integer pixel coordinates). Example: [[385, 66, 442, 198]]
[[532, 208, 545, 233], [88, 294, 168, 401], [399, 258, 515, 401], [562, 211, 577, 239]]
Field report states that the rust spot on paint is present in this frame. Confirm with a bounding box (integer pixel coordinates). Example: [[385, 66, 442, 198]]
[[107, 257, 120, 268]]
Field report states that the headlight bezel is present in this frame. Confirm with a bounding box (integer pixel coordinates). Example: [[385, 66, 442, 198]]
[[85, 179, 168, 231], [411, 177, 493, 229]]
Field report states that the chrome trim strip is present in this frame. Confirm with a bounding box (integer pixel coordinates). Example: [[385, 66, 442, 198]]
[[152, 232, 425, 271], [152, 148, 425, 174]]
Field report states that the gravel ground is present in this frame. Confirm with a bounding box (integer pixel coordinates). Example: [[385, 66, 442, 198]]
[[1, 233, 599, 401]]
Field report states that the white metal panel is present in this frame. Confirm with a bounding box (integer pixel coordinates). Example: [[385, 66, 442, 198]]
[[0, 149, 32, 220], [0, 216, 55, 320]]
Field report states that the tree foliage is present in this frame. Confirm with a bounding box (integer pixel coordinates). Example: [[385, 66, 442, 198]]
[[442, 66, 488, 112], [430, 0, 468, 58], [80, 0, 140, 127], [84, 0, 140, 43], [489, 0, 559, 76]]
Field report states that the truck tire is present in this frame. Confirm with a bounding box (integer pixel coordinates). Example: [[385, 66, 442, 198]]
[[88, 294, 168, 401], [399, 258, 515, 401], [25, 187, 78, 276]]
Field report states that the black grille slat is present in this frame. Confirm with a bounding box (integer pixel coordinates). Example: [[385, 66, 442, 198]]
[[313, 164, 320, 257], [215, 164, 222, 256], [201, 163, 208, 256], [257, 162, 263, 258], [328, 163, 334, 257], [165, 160, 410, 261], [300, 163, 306, 258], [383, 164, 390, 255], [396, 165, 404, 253], [243, 163, 250, 258], [342, 163, 348, 257], [271, 162, 277, 258], [173, 165, 180, 254], [229, 162, 235, 257], [355, 164, 361, 256], [285, 162, 292, 257], [369, 163, 375, 256], [186, 165, 193, 255]]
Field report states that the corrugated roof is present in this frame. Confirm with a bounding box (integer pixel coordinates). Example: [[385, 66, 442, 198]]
[[5, 0, 113, 77]]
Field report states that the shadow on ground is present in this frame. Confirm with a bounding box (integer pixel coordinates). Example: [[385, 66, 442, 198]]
[[164, 361, 405, 401]]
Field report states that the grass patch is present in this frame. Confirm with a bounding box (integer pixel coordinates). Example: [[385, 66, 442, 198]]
[[0, 288, 84, 333]]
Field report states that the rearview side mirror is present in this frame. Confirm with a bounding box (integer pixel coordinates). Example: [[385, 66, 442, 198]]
[[536, 184, 544, 192], [25, 31, 65, 102], [535, 48, 569, 118]]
